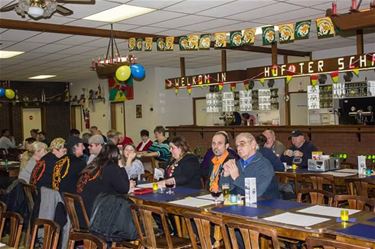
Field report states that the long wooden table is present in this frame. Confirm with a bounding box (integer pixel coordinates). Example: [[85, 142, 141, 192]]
[[131, 186, 375, 248]]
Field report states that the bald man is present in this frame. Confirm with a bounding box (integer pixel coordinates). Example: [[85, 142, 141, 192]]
[[262, 129, 285, 157], [220, 132, 279, 199]]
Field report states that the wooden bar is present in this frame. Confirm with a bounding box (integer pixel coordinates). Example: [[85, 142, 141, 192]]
[[356, 29, 364, 55], [167, 125, 375, 164], [180, 57, 186, 77], [221, 50, 227, 72], [272, 43, 278, 65]]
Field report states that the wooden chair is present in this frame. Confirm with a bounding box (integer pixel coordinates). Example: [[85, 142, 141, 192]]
[[0, 201, 6, 238], [183, 210, 230, 249], [130, 204, 191, 249], [334, 195, 375, 212], [0, 211, 24, 249], [68, 231, 107, 249], [306, 236, 371, 249], [224, 218, 281, 249], [345, 179, 375, 198], [63, 192, 90, 232], [29, 218, 60, 249], [23, 183, 37, 247]]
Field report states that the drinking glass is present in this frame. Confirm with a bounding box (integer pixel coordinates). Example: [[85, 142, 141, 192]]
[[165, 180, 175, 194], [222, 184, 230, 202]]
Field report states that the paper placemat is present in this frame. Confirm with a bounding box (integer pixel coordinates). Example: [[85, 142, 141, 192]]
[[335, 169, 358, 173], [196, 194, 224, 202], [263, 212, 330, 227], [321, 172, 356, 177], [297, 205, 360, 217], [169, 197, 213, 207]]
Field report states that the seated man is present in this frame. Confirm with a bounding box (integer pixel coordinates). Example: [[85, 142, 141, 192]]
[[281, 130, 318, 169], [262, 129, 285, 157], [206, 131, 237, 192], [220, 132, 279, 200], [256, 134, 284, 172]]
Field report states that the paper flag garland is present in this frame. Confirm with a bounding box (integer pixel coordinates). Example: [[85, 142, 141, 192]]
[[165, 37, 175, 51], [230, 83, 236, 92], [145, 37, 153, 51], [242, 28, 256, 45], [187, 85, 192, 95], [262, 26, 276, 45], [330, 71, 339, 83], [295, 20, 311, 40], [316, 17, 335, 39], [218, 82, 224, 91], [278, 23, 295, 44], [310, 74, 318, 86]]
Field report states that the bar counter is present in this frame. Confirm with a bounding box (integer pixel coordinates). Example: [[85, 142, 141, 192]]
[[167, 125, 375, 164]]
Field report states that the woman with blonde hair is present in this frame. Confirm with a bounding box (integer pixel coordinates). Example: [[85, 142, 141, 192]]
[[18, 141, 48, 183], [30, 137, 67, 189]]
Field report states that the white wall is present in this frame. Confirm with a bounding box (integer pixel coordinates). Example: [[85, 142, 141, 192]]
[[69, 44, 375, 144]]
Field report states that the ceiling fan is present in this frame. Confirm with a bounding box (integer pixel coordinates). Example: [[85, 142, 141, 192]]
[[0, 0, 95, 19]]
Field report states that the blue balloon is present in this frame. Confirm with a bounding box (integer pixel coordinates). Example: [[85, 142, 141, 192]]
[[130, 64, 145, 79], [0, 88, 5, 97]]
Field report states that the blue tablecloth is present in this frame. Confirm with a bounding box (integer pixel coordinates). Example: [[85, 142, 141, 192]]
[[212, 205, 271, 217], [338, 223, 375, 240], [368, 217, 375, 223], [134, 187, 201, 202], [257, 199, 306, 210]]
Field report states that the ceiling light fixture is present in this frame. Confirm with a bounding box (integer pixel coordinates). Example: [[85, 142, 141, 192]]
[[15, 0, 57, 19], [0, 50, 24, 59], [84, 4, 155, 23], [28, 75, 56, 79]]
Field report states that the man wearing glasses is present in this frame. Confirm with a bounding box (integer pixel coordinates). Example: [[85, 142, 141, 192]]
[[220, 132, 279, 199]]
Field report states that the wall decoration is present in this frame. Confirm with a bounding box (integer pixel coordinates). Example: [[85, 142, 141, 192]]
[[295, 20, 311, 40], [199, 34, 211, 50], [108, 77, 134, 101], [145, 37, 153, 51], [242, 28, 256, 45], [262, 26, 276, 45], [136, 104, 142, 118], [278, 23, 295, 44], [214, 32, 227, 48], [316, 17, 336, 39]]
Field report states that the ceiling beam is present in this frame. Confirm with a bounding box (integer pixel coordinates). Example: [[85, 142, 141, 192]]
[[0, 18, 311, 57], [0, 18, 158, 39]]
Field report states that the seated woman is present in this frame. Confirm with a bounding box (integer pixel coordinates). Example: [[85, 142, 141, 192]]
[[19, 137, 36, 170], [18, 141, 48, 183], [76, 144, 130, 216], [159, 136, 201, 189], [120, 144, 144, 181]]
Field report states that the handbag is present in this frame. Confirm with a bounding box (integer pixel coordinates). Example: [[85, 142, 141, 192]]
[[89, 192, 137, 242]]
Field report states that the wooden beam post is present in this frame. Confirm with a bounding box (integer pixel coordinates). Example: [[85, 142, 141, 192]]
[[356, 29, 364, 55], [180, 57, 186, 77], [284, 55, 290, 126], [221, 50, 227, 72], [272, 43, 278, 65]]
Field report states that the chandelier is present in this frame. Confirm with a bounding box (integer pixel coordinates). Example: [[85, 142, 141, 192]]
[[15, 0, 57, 19]]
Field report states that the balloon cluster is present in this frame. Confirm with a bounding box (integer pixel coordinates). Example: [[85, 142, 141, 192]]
[[0, 88, 15, 100], [115, 64, 145, 82]]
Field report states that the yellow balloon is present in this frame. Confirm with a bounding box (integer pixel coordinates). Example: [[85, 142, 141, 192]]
[[5, 89, 15, 99], [115, 65, 131, 81]]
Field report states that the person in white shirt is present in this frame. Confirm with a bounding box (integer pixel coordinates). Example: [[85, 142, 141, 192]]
[[120, 144, 144, 180], [0, 129, 16, 150]]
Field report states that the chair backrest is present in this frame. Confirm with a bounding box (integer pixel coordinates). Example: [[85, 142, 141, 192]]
[[0, 201, 7, 238], [0, 211, 24, 249], [29, 218, 60, 249], [63, 192, 90, 231], [334, 195, 375, 212], [224, 218, 280, 249], [297, 189, 334, 206], [306, 236, 371, 249], [68, 231, 106, 249], [345, 179, 373, 198], [23, 183, 37, 213], [183, 210, 231, 249], [131, 203, 173, 249], [309, 174, 336, 194]]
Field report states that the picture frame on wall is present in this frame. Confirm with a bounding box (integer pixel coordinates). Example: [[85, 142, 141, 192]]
[[136, 104, 142, 118]]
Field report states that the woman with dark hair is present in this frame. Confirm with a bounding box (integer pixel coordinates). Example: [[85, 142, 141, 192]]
[[76, 143, 129, 216], [160, 136, 201, 189], [120, 144, 144, 180]]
